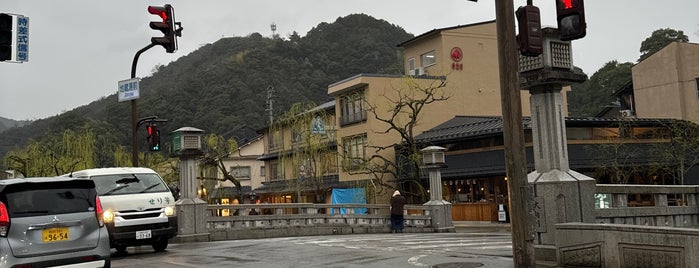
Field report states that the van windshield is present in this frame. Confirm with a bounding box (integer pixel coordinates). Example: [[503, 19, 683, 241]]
[[92, 173, 169, 196]]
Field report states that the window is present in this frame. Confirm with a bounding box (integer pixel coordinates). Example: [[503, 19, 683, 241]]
[[340, 90, 367, 126], [269, 160, 283, 181], [260, 166, 266, 177], [342, 134, 367, 171], [291, 127, 303, 145], [696, 78, 699, 98], [230, 166, 251, 181], [567, 128, 592, 140], [421, 50, 436, 67], [92, 173, 169, 196], [7, 182, 97, 218], [408, 58, 415, 74], [268, 129, 283, 151]]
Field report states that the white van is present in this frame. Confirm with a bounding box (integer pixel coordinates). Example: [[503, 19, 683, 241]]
[[65, 167, 178, 254]]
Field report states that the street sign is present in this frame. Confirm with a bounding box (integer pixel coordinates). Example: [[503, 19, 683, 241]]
[[15, 15, 28, 62], [118, 78, 140, 102]]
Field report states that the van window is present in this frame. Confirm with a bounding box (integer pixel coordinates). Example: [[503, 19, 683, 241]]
[[92, 173, 169, 196]]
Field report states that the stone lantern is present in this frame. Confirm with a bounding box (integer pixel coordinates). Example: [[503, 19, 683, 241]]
[[420, 146, 453, 232], [171, 127, 209, 241]]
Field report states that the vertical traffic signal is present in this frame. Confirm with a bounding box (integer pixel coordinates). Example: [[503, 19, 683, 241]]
[[0, 13, 12, 61], [516, 5, 542, 57], [147, 125, 161, 151], [556, 0, 586, 41], [148, 5, 178, 53]]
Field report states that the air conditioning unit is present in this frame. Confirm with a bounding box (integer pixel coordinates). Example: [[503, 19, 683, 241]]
[[409, 69, 417, 76], [620, 110, 634, 117], [417, 67, 427, 76]]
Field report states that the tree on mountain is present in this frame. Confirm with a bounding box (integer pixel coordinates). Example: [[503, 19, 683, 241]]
[[0, 14, 412, 161], [567, 61, 632, 117], [639, 28, 689, 61]]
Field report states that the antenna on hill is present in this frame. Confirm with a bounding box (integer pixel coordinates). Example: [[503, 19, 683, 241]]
[[271, 23, 278, 39], [266, 85, 276, 125]]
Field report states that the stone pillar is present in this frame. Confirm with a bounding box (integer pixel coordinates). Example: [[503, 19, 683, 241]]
[[176, 158, 208, 238], [421, 146, 454, 233], [527, 84, 596, 262]]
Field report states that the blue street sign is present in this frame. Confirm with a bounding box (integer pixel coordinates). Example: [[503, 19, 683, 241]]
[[16, 15, 28, 62]]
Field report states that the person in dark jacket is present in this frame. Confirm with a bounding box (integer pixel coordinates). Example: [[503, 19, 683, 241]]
[[390, 190, 406, 233]]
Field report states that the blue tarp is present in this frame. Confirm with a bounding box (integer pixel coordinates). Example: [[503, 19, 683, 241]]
[[331, 188, 367, 214]]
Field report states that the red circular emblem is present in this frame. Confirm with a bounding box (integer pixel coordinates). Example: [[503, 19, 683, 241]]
[[450, 47, 463, 62]]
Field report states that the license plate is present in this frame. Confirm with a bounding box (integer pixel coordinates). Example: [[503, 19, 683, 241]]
[[42, 227, 69, 243], [136, 230, 152, 240]]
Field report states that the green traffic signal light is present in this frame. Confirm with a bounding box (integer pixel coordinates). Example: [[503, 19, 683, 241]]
[[147, 125, 161, 151]]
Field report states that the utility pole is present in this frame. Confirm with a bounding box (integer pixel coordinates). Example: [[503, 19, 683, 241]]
[[494, 0, 535, 267]]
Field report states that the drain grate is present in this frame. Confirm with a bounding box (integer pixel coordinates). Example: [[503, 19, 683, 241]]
[[432, 262, 484, 268]]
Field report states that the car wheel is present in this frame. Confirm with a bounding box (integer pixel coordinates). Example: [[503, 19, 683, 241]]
[[115, 246, 127, 255], [152, 238, 168, 252]]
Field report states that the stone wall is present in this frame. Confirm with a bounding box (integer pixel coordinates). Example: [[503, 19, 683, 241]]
[[556, 223, 699, 267]]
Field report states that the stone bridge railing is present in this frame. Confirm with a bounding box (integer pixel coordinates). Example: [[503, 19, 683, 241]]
[[204, 203, 433, 241], [594, 184, 699, 227], [554, 185, 699, 267]]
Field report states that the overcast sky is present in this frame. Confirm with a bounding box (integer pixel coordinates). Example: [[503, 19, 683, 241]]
[[1, 1, 697, 120]]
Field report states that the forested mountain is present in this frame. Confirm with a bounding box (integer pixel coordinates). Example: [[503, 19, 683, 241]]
[[0, 14, 413, 162], [0, 117, 30, 133]]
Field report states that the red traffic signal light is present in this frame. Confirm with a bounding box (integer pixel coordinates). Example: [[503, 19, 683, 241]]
[[556, 0, 586, 41], [516, 5, 542, 57], [0, 13, 12, 61], [148, 5, 178, 53], [146, 125, 161, 151]]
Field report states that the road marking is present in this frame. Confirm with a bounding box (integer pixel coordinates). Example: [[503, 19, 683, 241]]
[[407, 255, 429, 266]]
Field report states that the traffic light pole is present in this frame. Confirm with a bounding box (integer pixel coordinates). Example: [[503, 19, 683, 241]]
[[130, 43, 156, 167]]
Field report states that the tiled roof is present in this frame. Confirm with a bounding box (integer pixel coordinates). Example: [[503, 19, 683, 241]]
[[416, 116, 680, 143], [415, 116, 515, 143]]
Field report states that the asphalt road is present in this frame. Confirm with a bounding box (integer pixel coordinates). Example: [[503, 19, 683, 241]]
[[110, 231, 514, 268]]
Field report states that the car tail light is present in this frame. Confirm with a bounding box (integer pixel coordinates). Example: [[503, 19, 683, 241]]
[[0, 202, 9, 237], [95, 197, 105, 227]]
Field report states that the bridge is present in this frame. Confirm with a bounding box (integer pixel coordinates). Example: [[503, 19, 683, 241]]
[[172, 184, 699, 267]]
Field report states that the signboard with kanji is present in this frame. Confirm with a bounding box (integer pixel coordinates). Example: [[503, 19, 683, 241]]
[[15, 15, 28, 62], [118, 78, 140, 102]]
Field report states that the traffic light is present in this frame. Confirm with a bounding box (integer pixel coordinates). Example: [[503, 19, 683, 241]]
[[555, 0, 586, 41], [147, 125, 161, 151], [0, 13, 12, 61], [516, 5, 542, 57], [148, 5, 178, 53]]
